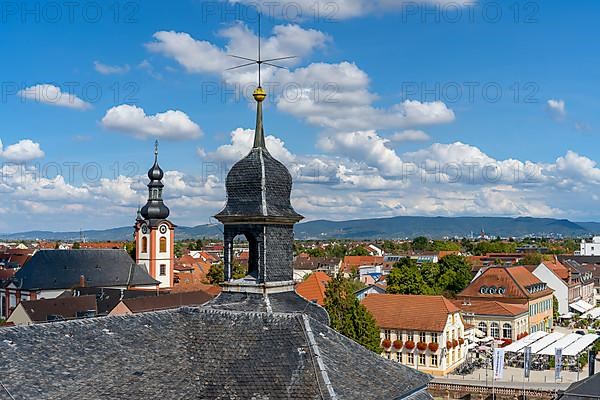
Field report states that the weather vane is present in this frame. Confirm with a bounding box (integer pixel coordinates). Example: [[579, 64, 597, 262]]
[[226, 13, 297, 87]]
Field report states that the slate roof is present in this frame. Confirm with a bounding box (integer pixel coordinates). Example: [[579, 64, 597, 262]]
[[362, 294, 459, 332], [11, 249, 159, 291], [215, 148, 303, 222], [118, 291, 215, 313], [76, 287, 160, 315], [0, 307, 431, 399], [206, 291, 331, 326], [559, 371, 600, 400]]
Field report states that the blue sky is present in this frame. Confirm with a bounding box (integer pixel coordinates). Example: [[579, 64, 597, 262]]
[[1, 0, 600, 232]]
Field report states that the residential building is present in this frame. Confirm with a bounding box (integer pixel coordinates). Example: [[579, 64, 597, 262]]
[[109, 291, 215, 316], [295, 271, 331, 306], [457, 265, 554, 333], [173, 254, 212, 286], [362, 294, 467, 376], [292, 255, 341, 281], [358, 264, 383, 284], [7, 295, 97, 326], [1, 249, 158, 319], [366, 243, 384, 257], [341, 255, 384, 276], [562, 259, 596, 307], [355, 284, 386, 301], [454, 299, 528, 341], [531, 258, 593, 315], [579, 237, 600, 256], [134, 142, 176, 289]]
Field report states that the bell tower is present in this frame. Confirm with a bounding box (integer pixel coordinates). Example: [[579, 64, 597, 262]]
[[214, 87, 303, 292], [134, 141, 175, 288]]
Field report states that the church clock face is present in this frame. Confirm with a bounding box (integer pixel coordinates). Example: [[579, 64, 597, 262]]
[[141, 225, 148, 234], [159, 225, 168, 234]]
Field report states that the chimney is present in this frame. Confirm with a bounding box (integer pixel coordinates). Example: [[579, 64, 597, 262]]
[[79, 275, 86, 288]]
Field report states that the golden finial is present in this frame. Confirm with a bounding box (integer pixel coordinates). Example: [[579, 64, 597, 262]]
[[253, 86, 267, 102]]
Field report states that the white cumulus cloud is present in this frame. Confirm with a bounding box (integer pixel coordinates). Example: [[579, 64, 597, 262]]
[[0, 139, 45, 162], [94, 61, 131, 75], [391, 130, 431, 142], [101, 104, 203, 140], [547, 99, 566, 120], [18, 84, 91, 110]]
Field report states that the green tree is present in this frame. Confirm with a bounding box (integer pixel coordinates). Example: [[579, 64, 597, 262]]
[[125, 241, 136, 260], [174, 242, 184, 258], [386, 258, 431, 295], [207, 263, 224, 284], [553, 295, 560, 320], [520, 252, 542, 266], [412, 236, 430, 251], [306, 247, 326, 257], [326, 243, 347, 258], [232, 262, 247, 279], [72, 242, 81, 249], [348, 247, 369, 256], [437, 255, 473, 295], [324, 275, 381, 352]]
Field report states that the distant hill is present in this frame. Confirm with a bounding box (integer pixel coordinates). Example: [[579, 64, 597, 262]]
[[2, 216, 600, 241]]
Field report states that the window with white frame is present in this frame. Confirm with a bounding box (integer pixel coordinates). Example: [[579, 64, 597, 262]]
[[490, 322, 500, 338], [431, 354, 438, 367], [502, 323, 512, 339]]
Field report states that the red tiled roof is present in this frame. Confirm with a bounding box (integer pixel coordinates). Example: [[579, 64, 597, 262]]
[[362, 294, 460, 332], [542, 259, 570, 281], [295, 272, 331, 306], [458, 265, 552, 300], [453, 299, 528, 317], [341, 256, 383, 273], [171, 282, 221, 296], [80, 242, 125, 249]]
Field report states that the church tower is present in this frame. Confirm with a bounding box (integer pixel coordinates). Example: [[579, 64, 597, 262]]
[[134, 141, 175, 288], [214, 86, 304, 292], [207, 85, 328, 324]]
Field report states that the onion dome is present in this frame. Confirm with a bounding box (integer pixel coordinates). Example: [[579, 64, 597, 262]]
[[215, 87, 302, 223], [140, 141, 170, 221]]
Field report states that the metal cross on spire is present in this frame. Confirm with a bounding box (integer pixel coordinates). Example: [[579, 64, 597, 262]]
[[226, 13, 297, 87]]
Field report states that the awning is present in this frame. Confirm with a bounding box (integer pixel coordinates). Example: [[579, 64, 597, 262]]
[[503, 331, 548, 353], [519, 332, 564, 354], [581, 307, 600, 319], [539, 333, 582, 356], [474, 328, 486, 338], [558, 312, 575, 319], [562, 334, 600, 356], [467, 342, 477, 350], [570, 300, 595, 313]]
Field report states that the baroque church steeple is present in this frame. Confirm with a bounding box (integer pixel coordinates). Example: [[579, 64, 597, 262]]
[[140, 140, 170, 221], [134, 141, 176, 289]]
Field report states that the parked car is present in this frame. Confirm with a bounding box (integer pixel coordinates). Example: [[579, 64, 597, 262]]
[[575, 330, 586, 335]]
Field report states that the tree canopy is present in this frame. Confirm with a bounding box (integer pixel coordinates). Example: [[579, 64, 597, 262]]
[[324, 275, 381, 353], [386, 255, 472, 297]]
